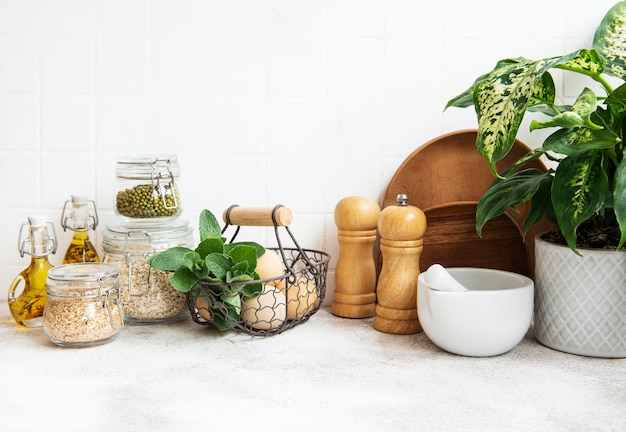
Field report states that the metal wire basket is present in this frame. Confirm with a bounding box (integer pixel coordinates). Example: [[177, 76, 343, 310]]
[[187, 205, 330, 336]]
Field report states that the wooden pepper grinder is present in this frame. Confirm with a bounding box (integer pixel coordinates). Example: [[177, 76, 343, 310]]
[[374, 194, 427, 334], [331, 196, 380, 318]]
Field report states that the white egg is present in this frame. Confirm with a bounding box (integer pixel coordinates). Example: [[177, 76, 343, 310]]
[[285, 277, 319, 320], [255, 250, 286, 289], [241, 285, 287, 330]]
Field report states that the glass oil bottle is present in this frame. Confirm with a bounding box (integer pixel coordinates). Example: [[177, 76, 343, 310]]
[[8, 215, 58, 327], [61, 195, 100, 263]]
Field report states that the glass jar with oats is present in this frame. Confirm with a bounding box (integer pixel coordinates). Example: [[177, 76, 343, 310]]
[[44, 263, 123, 348], [101, 221, 194, 324]]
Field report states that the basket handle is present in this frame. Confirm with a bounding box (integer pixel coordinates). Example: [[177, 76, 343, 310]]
[[223, 205, 293, 227]]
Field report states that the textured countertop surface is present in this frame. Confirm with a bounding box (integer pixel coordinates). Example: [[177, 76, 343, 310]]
[[1, 302, 624, 432]]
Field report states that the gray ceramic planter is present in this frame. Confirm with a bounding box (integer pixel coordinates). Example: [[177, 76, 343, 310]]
[[534, 235, 626, 358]]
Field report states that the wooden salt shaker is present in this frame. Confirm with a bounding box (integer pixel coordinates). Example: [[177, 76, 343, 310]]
[[331, 196, 380, 318], [374, 194, 427, 334]]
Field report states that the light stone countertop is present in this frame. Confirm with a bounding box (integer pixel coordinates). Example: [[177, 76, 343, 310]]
[[1, 302, 624, 432]]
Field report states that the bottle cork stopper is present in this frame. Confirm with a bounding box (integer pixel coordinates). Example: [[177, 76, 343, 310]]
[[28, 215, 48, 227]]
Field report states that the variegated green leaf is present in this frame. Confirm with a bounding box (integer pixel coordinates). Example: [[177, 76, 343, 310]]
[[542, 126, 620, 156], [524, 176, 555, 237], [476, 169, 550, 236], [445, 86, 475, 109], [552, 151, 610, 253], [445, 58, 527, 110], [528, 103, 569, 117], [553, 48, 604, 79], [530, 87, 603, 131], [474, 59, 552, 174], [606, 82, 626, 109], [593, 0, 626, 80], [614, 153, 626, 249], [497, 148, 548, 178], [606, 82, 626, 126], [528, 71, 556, 107]]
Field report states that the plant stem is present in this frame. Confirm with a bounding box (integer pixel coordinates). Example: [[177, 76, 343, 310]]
[[594, 74, 614, 95]]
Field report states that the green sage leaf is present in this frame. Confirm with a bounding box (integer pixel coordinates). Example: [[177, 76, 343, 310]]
[[224, 241, 265, 257], [170, 266, 201, 293], [240, 282, 263, 298], [146, 246, 192, 271], [226, 244, 258, 272], [199, 209, 223, 242], [205, 254, 233, 280], [195, 237, 224, 259]]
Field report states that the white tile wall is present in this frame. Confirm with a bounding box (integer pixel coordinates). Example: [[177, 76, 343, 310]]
[[0, 0, 619, 304]]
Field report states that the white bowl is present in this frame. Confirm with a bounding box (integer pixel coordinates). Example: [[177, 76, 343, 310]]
[[417, 267, 534, 357]]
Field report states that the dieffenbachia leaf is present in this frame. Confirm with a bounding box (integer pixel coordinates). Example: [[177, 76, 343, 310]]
[[542, 125, 620, 156], [554, 48, 604, 79], [497, 148, 547, 178], [606, 82, 626, 109], [445, 58, 526, 110], [606, 82, 626, 127], [528, 71, 556, 107], [530, 87, 603, 131], [472, 50, 604, 176], [445, 85, 474, 109], [524, 176, 555, 237], [476, 168, 551, 236], [551, 151, 610, 254], [615, 154, 626, 249], [473, 59, 559, 175], [593, 1, 626, 80]]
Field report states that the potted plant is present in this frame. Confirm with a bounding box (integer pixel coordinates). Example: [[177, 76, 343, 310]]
[[445, 1, 626, 357]]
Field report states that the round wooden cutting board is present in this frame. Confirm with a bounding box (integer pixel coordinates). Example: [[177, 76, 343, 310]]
[[381, 129, 555, 277], [420, 201, 528, 275]]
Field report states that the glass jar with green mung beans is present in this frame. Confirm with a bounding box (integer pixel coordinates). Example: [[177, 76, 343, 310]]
[[114, 155, 182, 227]]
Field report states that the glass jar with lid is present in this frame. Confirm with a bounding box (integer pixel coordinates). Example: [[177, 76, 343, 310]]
[[115, 155, 182, 226], [101, 221, 194, 324], [44, 263, 123, 347]]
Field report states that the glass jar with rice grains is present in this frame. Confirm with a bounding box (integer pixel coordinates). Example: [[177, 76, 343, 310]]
[[114, 155, 182, 227], [101, 221, 194, 324], [43, 263, 123, 348]]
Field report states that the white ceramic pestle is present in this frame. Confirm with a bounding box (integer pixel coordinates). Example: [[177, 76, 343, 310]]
[[422, 264, 469, 292]]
